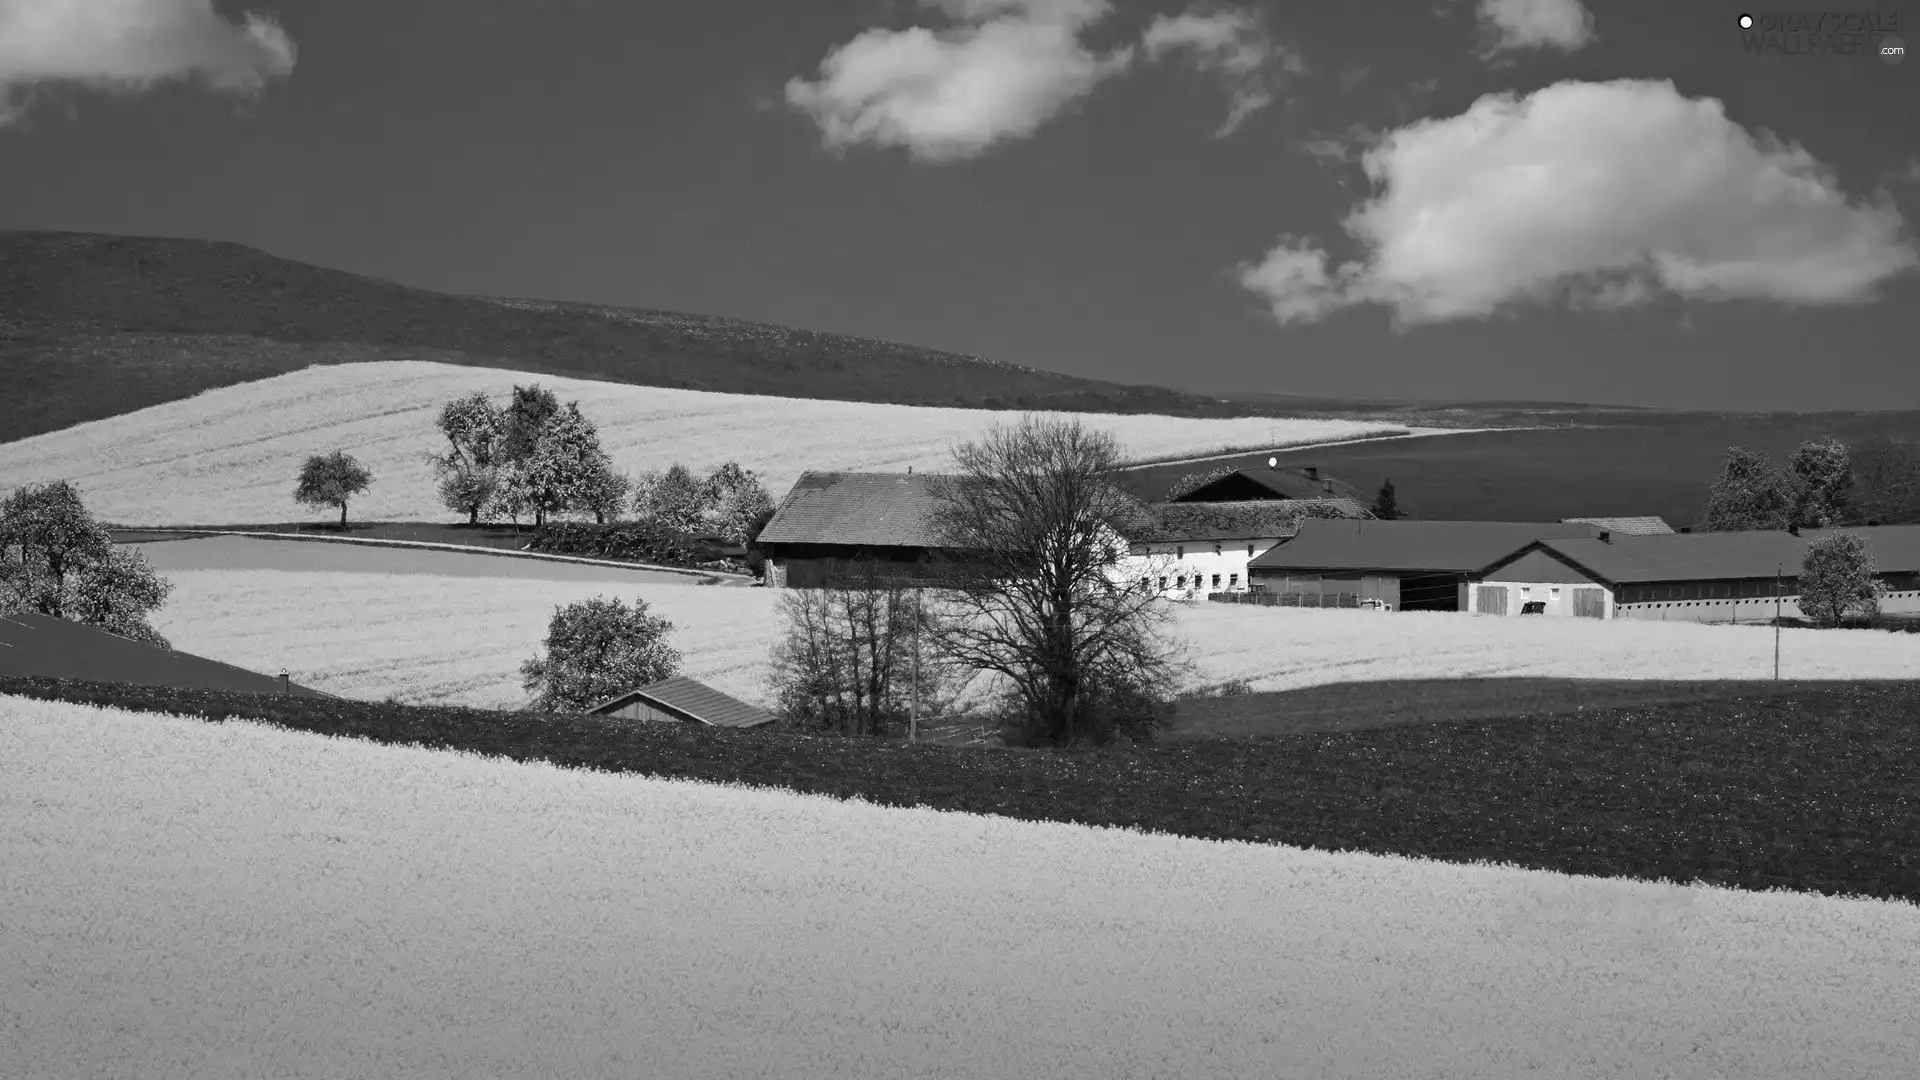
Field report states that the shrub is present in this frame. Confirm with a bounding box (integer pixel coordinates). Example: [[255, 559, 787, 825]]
[[526, 521, 742, 571]]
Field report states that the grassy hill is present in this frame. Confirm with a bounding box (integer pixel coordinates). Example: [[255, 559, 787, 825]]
[[0, 229, 1279, 443]]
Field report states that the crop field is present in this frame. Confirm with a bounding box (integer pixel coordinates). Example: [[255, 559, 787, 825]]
[[0, 360, 1408, 526], [4, 695, 1915, 1080], [146, 563, 1920, 714]]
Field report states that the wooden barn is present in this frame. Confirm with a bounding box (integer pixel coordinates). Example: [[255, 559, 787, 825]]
[[1246, 519, 1605, 611], [754, 471, 955, 588], [1472, 525, 1920, 622], [588, 675, 775, 728]]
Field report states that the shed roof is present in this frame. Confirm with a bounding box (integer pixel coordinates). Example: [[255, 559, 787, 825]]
[[1249, 519, 1605, 573], [589, 675, 775, 729], [1171, 467, 1369, 504], [1560, 516, 1675, 535], [0, 612, 335, 698], [1131, 499, 1367, 543], [1508, 525, 1920, 585], [756, 471, 953, 548]]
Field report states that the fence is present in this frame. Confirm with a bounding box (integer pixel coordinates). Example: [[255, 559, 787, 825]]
[[1208, 590, 1366, 609]]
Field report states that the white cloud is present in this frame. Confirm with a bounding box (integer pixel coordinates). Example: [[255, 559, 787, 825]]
[[1142, 6, 1299, 136], [1240, 79, 1919, 327], [0, 0, 296, 124], [1475, 0, 1595, 57], [785, 0, 1130, 162]]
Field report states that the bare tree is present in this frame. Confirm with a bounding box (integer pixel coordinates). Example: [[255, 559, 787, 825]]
[[925, 416, 1186, 746]]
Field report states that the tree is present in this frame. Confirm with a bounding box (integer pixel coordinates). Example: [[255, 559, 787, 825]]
[[430, 391, 503, 524], [1163, 465, 1233, 501], [1788, 435, 1854, 530], [519, 595, 682, 713], [767, 559, 966, 736], [295, 451, 373, 527], [1699, 446, 1795, 532], [576, 464, 631, 525], [516, 402, 609, 527], [1798, 532, 1882, 627], [498, 383, 562, 466], [705, 462, 775, 544], [0, 481, 173, 647], [925, 416, 1188, 746], [1850, 435, 1920, 525], [631, 463, 714, 533], [1369, 478, 1401, 520]]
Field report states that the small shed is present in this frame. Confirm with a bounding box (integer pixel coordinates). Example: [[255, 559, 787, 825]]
[[588, 675, 775, 729]]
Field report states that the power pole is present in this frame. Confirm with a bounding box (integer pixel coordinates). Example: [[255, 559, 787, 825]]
[[1774, 563, 1782, 682], [910, 585, 921, 744]]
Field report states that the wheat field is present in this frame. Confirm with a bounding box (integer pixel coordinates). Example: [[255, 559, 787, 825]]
[[0, 360, 1407, 525], [4, 696, 1915, 1080]]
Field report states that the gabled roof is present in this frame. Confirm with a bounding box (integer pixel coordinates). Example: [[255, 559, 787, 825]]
[[1249, 519, 1605, 573], [0, 612, 335, 698], [1131, 499, 1368, 543], [1170, 467, 1369, 504], [589, 675, 775, 729], [756, 471, 953, 548], [1500, 525, 1920, 585], [1560, 516, 1675, 535]]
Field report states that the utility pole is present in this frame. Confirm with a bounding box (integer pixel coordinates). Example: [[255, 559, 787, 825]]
[[1774, 563, 1782, 682], [910, 584, 922, 744]]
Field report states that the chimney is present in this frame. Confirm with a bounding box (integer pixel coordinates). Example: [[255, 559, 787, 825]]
[[278, 669, 291, 696], [1304, 466, 1319, 481], [1598, 530, 1611, 544], [907, 466, 913, 475]]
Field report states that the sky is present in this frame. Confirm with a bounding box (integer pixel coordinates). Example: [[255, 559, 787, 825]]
[[1, 0, 1917, 410]]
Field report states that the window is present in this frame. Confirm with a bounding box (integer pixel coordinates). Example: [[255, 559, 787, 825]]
[[1176, 576, 1187, 588], [1550, 588, 1559, 597], [1229, 573, 1239, 587], [1212, 574, 1221, 588], [1247, 544, 1255, 557], [1158, 576, 1168, 590], [1176, 546, 1185, 558]]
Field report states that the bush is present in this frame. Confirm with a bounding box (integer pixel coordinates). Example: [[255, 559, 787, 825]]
[[526, 521, 744, 572]]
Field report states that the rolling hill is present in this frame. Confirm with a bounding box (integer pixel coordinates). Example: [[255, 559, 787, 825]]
[[0, 229, 1291, 444]]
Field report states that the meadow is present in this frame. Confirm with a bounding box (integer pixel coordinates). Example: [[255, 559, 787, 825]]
[[4, 695, 1915, 1080], [0, 360, 1407, 526], [145, 564, 1920, 713]]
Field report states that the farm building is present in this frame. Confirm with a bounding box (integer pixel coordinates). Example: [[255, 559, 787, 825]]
[[0, 612, 335, 698], [1246, 519, 1607, 611], [1470, 525, 1920, 622], [1560, 516, 1675, 535], [755, 471, 958, 588], [588, 675, 775, 728], [1123, 499, 1368, 598], [1167, 462, 1369, 509]]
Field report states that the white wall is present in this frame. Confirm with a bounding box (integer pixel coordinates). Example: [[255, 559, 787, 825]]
[[1468, 580, 1614, 618], [1121, 538, 1289, 599]]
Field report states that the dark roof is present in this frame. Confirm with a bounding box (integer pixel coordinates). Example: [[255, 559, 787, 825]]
[[1131, 499, 1368, 543], [589, 675, 775, 729], [1249, 519, 1605, 573], [756, 471, 952, 548], [1560, 516, 1675, 535], [0, 612, 335, 698], [1171, 467, 1369, 504], [1506, 525, 1920, 585]]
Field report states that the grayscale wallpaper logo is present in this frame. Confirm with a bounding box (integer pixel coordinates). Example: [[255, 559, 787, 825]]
[[1737, 10, 1905, 62]]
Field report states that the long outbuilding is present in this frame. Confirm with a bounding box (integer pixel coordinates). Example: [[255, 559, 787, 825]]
[[1246, 519, 1606, 610]]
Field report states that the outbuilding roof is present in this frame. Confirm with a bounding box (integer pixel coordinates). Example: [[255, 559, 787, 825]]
[[1169, 467, 1369, 505], [0, 612, 335, 698], [588, 675, 775, 729], [756, 471, 954, 548], [1248, 519, 1605, 573], [1130, 498, 1367, 543], [1501, 525, 1920, 585], [1560, 516, 1675, 535]]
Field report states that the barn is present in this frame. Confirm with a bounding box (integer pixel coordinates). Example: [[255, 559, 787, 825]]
[[755, 471, 955, 588], [588, 675, 775, 728], [1168, 462, 1370, 507], [1471, 525, 1920, 622], [1246, 519, 1606, 611]]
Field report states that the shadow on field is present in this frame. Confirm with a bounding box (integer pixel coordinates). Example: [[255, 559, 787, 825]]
[[1166, 677, 1897, 741]]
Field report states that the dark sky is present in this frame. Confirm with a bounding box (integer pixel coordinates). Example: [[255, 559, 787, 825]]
[[2, 0, 1916, 408]]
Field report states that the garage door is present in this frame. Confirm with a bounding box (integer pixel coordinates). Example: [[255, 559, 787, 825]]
[[1475, 585, 1509, 615], [1572, 588, 1607, 618]]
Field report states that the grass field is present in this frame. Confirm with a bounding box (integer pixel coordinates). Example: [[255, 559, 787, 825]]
[[0, 360, 1405, 526], [4, 693, 1916, 1079], [122, 535, 707, 583], [1119, 411, 1920, 526]]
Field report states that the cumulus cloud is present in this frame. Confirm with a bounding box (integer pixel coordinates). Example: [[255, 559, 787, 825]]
[[785, 0, 1131, 162], [1239, 79, 1919, 327], [1474, 0, 1595, 57], [1142, 6, 1299, 136], [0, 0, 296, 124]]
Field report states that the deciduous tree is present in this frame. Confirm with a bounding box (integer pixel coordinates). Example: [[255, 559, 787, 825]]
[[1850, 435, 1920, 525], [0, 481, 173, 647], [430, 391, 503, 524], [1788, 435, 1854, 530], [294, 450, 373, 527], [631, 463, 714, 533], [1798, 532, 1882, 627], [705, 462, 775, 544], [1699, 446, 1795, 532], [519, 596, 681, 713]]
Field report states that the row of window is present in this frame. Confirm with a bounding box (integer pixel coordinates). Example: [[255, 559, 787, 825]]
[[1171, 545, 1259, 558], [1157, 573, 1240, 590]]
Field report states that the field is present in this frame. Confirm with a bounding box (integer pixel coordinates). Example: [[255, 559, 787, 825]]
[[0, 360, 1407, 526], [1119, 410, 1920, 525], [142, 558, 1920, 713], [4, 694, 1916, 1080]]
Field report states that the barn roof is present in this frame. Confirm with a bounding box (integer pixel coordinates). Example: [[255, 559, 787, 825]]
[[589, 675, 775, 729], [1169, 467, 1369, 504], [1249, 519, 1605, 573], [0, 612, 335, 698], [1507, 525, 1920, 585], [1560, 516, 1675, 535], [1131, 499, 1368, 543], [756, 471, 953, 548]]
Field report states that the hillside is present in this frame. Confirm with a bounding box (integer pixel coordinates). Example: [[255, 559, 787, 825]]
[[0, 229, 1280, 443]]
